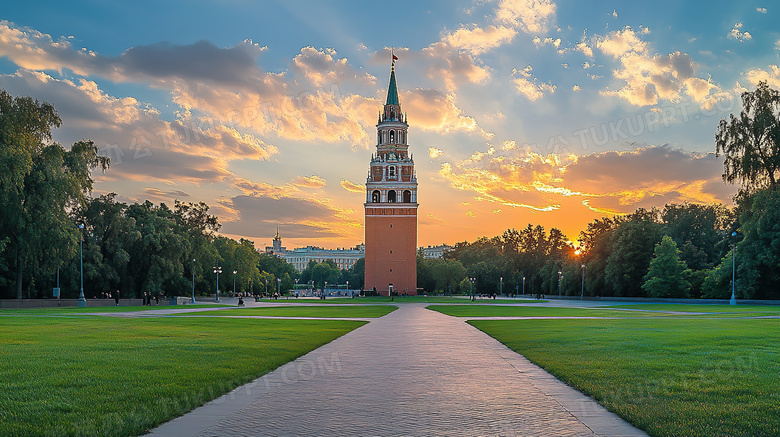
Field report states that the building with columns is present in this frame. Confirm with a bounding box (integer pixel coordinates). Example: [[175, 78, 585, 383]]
[[264, 230, 365, 272], [364, 59, 418, 296]]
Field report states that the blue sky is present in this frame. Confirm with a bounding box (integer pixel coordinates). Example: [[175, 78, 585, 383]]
[[1, 1, 778, 248]]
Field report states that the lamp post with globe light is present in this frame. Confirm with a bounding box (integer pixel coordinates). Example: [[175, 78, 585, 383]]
[[191, 258, 197, 304], [213, 265, 222, 302], [77, 224, 87, 307], [558, 271, 562, 296], [731, 231, 737, 305]]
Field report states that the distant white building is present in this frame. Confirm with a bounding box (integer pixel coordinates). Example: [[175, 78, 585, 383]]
[[421, 244, 451, 259], [264, 231, 365, 272], [263, 231, 450, 271]]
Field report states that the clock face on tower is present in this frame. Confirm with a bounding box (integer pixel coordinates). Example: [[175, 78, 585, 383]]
[[364, 58, 418, 296]]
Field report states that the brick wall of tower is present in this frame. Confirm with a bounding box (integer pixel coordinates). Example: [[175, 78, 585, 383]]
[[364, 208, 417, 296]]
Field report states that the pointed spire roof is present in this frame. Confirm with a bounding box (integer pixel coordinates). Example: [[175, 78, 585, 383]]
[[385, 65, 399, 106]]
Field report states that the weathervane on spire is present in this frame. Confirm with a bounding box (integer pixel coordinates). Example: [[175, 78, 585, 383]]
[[391, 47, 398, 69]]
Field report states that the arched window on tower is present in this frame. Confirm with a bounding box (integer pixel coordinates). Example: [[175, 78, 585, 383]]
[[387, 190, 397, 203], [377, 131, 381, 145], [389, 130, 395, 143], [403, 190, 412, 203], [372, 190, 381, 203], [388, 166, 396, 178]]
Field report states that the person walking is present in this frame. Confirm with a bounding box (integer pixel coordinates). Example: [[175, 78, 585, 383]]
[[114, 290, 120, 306]]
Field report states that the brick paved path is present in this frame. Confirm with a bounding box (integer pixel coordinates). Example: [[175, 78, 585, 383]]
[[147, 304, 645, 436]]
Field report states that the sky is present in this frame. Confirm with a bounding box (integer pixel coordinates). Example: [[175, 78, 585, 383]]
[[1, 0, 778, 250]]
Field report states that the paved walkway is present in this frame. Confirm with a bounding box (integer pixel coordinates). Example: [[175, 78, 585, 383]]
[[147, 304, 645, 436]]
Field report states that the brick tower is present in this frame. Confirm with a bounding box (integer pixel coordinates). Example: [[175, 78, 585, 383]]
[[364, 56, 418, 296]]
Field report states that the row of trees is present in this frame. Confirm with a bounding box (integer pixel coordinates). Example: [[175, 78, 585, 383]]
[[416, 192, 777, 300]]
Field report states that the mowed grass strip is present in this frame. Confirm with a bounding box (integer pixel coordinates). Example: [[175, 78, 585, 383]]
[[176, 305, 397, 318], [0, 304, 231, 316], [602, 303, 780, 317], [0, 316, 364, 436], [427, 305, 665, 318], [470, 317, 780, 437]]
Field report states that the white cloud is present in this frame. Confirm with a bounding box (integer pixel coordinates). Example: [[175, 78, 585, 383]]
[[495, 0, 557, 34], [757, 7, 767, 13], [440, 0, 556, 56], [512, 65, 556, 101], [596, 27, 727, 107], [291, 46, 375, 87], [575, 29, 593, 57], [728, 22, 752, 42], [444, 25, 517, 55], [597, 26, 647, 57], [745, 65, 780, 88]]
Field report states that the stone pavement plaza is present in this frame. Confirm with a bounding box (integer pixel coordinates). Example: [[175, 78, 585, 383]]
[[147, 303, 645, 436]]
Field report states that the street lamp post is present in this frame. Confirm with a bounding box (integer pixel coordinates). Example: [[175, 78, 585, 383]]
[[731, 231, 737, 305], [264, 279, 268, 297], [191, 258, 196, 304], [77, 224, 87, 307], [277, 277, 281, 297], [469, 277, 476, 301], [499, 276, 503, 297], [346, 280, 349, 297], [233, 270, 237, 296], [581, 264, 585, 300], [323, 281, 327, 300], [295, 278, 299, 297], [558, 270, 562, 296], [213, 265, 222, 302]]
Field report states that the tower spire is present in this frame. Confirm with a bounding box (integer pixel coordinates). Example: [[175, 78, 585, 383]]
[[386, 49, 400, 106]]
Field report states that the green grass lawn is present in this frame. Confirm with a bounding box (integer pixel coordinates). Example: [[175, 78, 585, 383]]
[[427, 304, 666, 318], [0, 316, 364, 436], [470, 317, 780, 437], [0, 304, 231, 316], [175, 305, 397, 318], [602, 303, 780, 316]]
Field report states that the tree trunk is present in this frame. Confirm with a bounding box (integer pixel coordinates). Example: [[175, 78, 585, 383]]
[[16, 251, 23, 300]]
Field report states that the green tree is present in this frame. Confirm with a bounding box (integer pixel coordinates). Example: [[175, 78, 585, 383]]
[[701, 250, 735, 299], [0, 89, 110, 298], [716, 81, 780, 193], [732, 189, 780, 298], [341, 257, 364, 292], [662, 202, 731, 270], [416, 253, 436, 293], [642, 236, 691, 297], [75, 194, 140, 297], [605, 216, 664, 297], [124, 202, 189, 298], [430, 259, 466, 294]]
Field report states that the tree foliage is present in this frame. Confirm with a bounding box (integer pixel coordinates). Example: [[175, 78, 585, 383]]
[[642, 236, 691, 298], [716, 81, 780, 193], [0, 90, 109, 298]]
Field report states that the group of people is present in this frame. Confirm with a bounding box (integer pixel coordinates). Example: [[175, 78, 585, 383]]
[[142, 292, 158, 306]]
